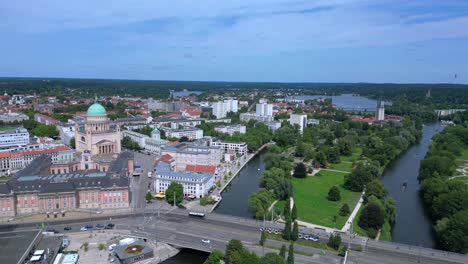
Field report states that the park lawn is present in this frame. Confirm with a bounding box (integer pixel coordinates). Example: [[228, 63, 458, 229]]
[[329, 162, 353, 172], [292, 170, 361, 228]]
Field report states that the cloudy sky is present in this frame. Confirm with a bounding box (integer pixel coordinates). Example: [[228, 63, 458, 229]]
[[1, 0, 468, 83]]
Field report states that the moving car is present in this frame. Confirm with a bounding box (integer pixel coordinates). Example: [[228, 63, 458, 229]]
[[95, 224, 105, 229], [201, 239, 211, 244], [64, 226, 72, 231]]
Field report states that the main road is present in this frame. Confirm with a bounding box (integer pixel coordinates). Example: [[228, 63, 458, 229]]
[[7, 209, 467, 264]]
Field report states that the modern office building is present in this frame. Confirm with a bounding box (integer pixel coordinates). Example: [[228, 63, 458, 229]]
[[209, 141, 248, 155], [161, 142, 222, 171], [289, 113, 308, 134], [0, 127, 29, 149]]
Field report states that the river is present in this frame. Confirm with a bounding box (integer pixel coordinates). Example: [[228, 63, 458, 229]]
[[381, 122, 444, 248], [214, 149, 267, 218]]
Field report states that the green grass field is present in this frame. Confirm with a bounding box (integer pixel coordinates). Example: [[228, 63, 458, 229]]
[[0, 126, 16, 131], [328, 162, 353, 172], [292, 170, 361, 228]]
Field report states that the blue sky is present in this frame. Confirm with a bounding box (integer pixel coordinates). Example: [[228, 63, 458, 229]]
[[1, 0, 468, 83]]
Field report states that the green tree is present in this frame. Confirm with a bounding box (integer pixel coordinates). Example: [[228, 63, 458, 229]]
[[279, 245, 286, 259], [339, 203, 351, 216], [69, 137, 75, 149], [327, 234, 342, 250], [145, 192, 153, 202], [259, 230, 266, 246], [291, 221, 299, 241], [358, 203, 385, 230], [287, 243, 294, 264], [327, 186, 341, 201], [165, 182, 183, 206], [204, 250, 224, 264], [283, 199, 291, 219], [292, 162, 307, 178], [283, 217, 291, 240], [261, 253, 286, 264], [291, 204, 297, 221], [364, 179, 388, 202]]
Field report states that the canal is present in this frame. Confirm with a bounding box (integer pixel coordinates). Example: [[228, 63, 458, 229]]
[[214, 149, 267, 218], [381, 122, 444, 248]]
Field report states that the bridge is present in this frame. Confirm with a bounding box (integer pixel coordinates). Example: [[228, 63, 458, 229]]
[[3, 209, 467, 264]]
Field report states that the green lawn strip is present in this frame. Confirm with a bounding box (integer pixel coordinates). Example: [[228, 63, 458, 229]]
[[259, 244, 314, 257], [379, 221, 392, 241], [267, 233, 335, 252], [0, 126, 16, 131], [292, 171, 361, 228], [329, 162, 352, 172]]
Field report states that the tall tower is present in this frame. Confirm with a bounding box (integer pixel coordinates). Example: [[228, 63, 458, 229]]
[[376, 101, 385, 121]]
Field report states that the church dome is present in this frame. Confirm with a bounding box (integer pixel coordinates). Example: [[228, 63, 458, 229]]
[[87, 103, 107, 116]]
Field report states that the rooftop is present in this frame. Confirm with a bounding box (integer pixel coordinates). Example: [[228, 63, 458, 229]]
[[155, 162, 213, 182], [0, 230, 41, 264]]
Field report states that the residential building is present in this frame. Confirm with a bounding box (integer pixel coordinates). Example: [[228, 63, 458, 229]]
[[376, 101, 385, 121], [58, 125, 75, 146], [209, 140, 248, 155], [34, 113, 59, 125], [212, 101, 228, 119], [266, 121, 282, 131], [121, 129, 168, 154], [289, 113, 307, 134], [153, 157, 214, 198], [224, 99, 239, 113], [75, 101, 121, 156], [307, 119, 320, 125], [8, 95, 26, 105], [214, 124, 246, 136], [0, 111, 29, 123], [114, 115, 148, 125], [434, 109, 466, 117], [34, 104, 55, 114], [161, 142, 222, 171], [240, 113, 274, 123], [204, 118, 231, 124], [163, 127, 203, 140], [0, 127, 29, 149], [256, 103, 273, 117]]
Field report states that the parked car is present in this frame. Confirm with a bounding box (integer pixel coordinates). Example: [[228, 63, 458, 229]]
[[95, 224, 105, 229], [46, 228, 59, 234], [64, 226, 72, 231]]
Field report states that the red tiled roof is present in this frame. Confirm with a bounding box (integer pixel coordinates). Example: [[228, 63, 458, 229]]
[[0, 146, 71, 159], [154, 154, 173, 167], [185, 164, 216, 174]]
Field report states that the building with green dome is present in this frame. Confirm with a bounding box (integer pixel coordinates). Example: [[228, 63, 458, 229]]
[[75, 101, 121, 156]]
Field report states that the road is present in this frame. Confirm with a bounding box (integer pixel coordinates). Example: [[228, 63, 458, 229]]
[[130, 151, 157, 209], [11, 210, 467, 264]]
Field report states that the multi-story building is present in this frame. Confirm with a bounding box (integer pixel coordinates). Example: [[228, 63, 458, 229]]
[[375, 101, 385, 121], [212, 101, 228, 119], [121, 128, 168, 154], [289, 114, 308, 134], [209, 141, 248, 155], [224, 99, 238, 113], [34, 104, 55, 114], [163, 127, 203, 140], [0, 112, 29, 123], [214, 125, 246, 136], [34, 113, 59, 125], [204, 118, 231, 124], [0, 151, 132, 217], [153, 157, 214, 198], [307, 119, 320, 125], [240, 113, 274, 123], [0, 145, 73, 175], [434, 109, 465, 117], [75, 101, 121, 156], [266, 121, 282, 131], [161, 142, 222, 171], [58, 125, 75, 146], [0, 127, 29, 149], [256, 103, 273, 117]]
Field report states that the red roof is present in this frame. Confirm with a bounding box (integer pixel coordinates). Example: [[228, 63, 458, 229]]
[[185, 164, 216, 174], [154, 154, 173, 167], [0, 145, 71, 159]]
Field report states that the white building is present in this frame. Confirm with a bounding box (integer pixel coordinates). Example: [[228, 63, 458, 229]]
[[266, 121, 282, 131], [240, 113, 274, 123], [122, 130, 147, 148], [153, 159, 214, 198], [214, 125, 246, 136], [307, 119, 320, 125], [161, 142, 222, 171], [0, 112, 29, 123], [0, 127, 29, 149], [122, 128, 168, 154], [209, 141, 248, 155], [289, 114, 307, 134], [59, 125, 75, 146], [256, 103, 273, 117], [163, 127, 203, 140], [376, 101, 385, 121], [224, 99, 239, 113]]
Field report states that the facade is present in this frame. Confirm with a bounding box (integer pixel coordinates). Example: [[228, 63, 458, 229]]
[[376, 101, 385, 121], [34, 104, 55, 114], [0, 145, 74, 175], [240, 113, 274, 123], [0, 127, 29, 149], [0, 152, 132, 217], [59, 125, 75, 146], [256, 103, 273, 117], [209, 141, 248, 155], [434, 109, 465, 117], [204, 118, 231, 124], [289, 114, 308, 134], [163, 127, 203, 140], [34, 113, 59, 125], [75, 101, 121, 156], [212, 101, 228, 119], [307, 119, 320, 125], [224, 99, 239, 113], [266, 121, 282, 131], [153, 159, 214, 198], [161, 142, 222, 171], [0, 112, 29, 123], [214, 124, 246, 136], [114, 116, 148, 125]]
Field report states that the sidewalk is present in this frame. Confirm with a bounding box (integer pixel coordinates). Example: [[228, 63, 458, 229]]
[[341, 191, 365, 232]]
